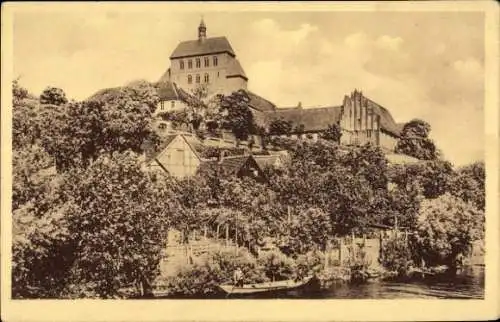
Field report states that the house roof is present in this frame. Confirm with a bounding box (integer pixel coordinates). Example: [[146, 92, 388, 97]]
[[253, 155, 281, 169], [365, 98, 401, 137], [144, 133, 203, 164], [157, 81, 179, 101], [226, 59, 247, 80], [265, 106, 343, 132], [245, 91, 277, 112], [198, 155, 265, 178], [170, 37, 236, 59], [157, 81, 199, 104]]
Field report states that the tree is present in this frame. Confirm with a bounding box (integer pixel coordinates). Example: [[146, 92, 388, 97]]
[[268, 118, 293, 136], [395, 119, 438, 160], [12, 144, 54, 210], [449, 161, 485, 211], [388, 159, 454, 199], [321, 123, 342, 143], [61, 152, 174, 298], [411, 193, 484, 271], [219, 90, 255, 140], [40, 87, 68, 106], [13, 79, 28, 103]]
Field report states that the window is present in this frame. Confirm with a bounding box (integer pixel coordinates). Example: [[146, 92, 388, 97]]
[[213, 56, 218, 66], [160, 101, 165, 110], [188, 59, 193, 69], [204, 57, 210, 67], [196, 58, 201, 68], [187, 75, 192, 84], [179, 60, 184, 70], [196, 74, 200, 84], [171, 101, 175, 109], [204, 73, 209, 83], [217, 71, 220, 77]]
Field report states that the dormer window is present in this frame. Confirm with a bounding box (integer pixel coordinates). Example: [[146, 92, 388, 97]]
[[196, 58, 201, 68], [179, 60, 184, 70], [188, 59, 193, 69], [213, 56, 218, 66], [204, 57, 210, 67]]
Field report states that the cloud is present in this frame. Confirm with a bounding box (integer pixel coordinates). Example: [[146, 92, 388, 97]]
[[375, 35, 404, 51]]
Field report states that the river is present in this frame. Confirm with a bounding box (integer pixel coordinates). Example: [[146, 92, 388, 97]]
[[226, 265, 485, 300]]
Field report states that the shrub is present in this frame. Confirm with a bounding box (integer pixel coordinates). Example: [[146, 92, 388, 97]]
[[257, 250, 296, 281], [158, 248, 267, 296], [379, 236, 415, 277]]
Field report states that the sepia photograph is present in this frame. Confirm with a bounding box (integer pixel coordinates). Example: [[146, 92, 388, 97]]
[[1, 1, 499, 322]]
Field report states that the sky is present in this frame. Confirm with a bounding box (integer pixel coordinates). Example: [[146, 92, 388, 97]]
[[12, 7, 485, 166]]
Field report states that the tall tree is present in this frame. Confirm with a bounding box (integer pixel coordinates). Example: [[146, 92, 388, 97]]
[[219, 90, 255, 140], [412, 193, 484, 271], [395, 119, 439, 160]]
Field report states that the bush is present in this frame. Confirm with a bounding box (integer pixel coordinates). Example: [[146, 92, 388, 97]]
[[295, 250, 325, 276], [379, 236, 415, 277], [158, 248, 267, 296], [257, 250, 296, 281]]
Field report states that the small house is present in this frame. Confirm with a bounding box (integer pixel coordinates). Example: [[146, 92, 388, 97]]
[[143, 133, 204, 179]]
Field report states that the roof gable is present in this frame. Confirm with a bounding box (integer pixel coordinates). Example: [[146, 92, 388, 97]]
[[145, 133, 203, 164], [170, 37, 235, 59]]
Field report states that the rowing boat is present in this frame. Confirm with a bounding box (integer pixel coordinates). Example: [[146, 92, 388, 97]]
[[218, 275, 316, 297]]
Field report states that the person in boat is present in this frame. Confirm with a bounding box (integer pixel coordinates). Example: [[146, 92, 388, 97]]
[[233, 267, 244, 287]]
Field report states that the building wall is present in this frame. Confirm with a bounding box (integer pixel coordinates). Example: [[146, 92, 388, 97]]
[[155, 136, 201, 178], [169, 53, 247, 96], [154, 99, 189, 116], [379, 131, 398, 152]]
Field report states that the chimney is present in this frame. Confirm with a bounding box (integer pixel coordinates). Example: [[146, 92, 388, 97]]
[[297, 101, 302, 109]]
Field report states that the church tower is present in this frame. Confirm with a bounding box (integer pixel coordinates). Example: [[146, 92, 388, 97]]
[[198, 18, 207, 42]]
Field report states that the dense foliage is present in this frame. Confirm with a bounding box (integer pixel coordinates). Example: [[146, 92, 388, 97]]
[[395, 119, 439, 160], [11, 79, 485, 297]]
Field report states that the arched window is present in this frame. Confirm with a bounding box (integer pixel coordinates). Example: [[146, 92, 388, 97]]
[[179, 60, 184, 70], [195, 74, 200, 84], [196, 58, 201, 68], [213, 56, 218, 66], [187, 75, 192, 84], [204, 57, 210, 67], [188, 59, 193, 69], [204, 73, 209, 83]]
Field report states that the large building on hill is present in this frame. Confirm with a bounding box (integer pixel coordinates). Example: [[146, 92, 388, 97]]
[[156, 19, 405, 152], [159, 19, 248, 96]]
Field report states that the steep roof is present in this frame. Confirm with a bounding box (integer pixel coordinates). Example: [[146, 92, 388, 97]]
[[226, 59, 247, 80], [365, 98, 401, 137], [245, 91, 277, 112], [144, 133, 203, 163], [157, 81, 198, 104], [157, 81, 179, 101], [170, 37, 236, 59], [266, 106, 343, 132], [253, 155, 280, 169]]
